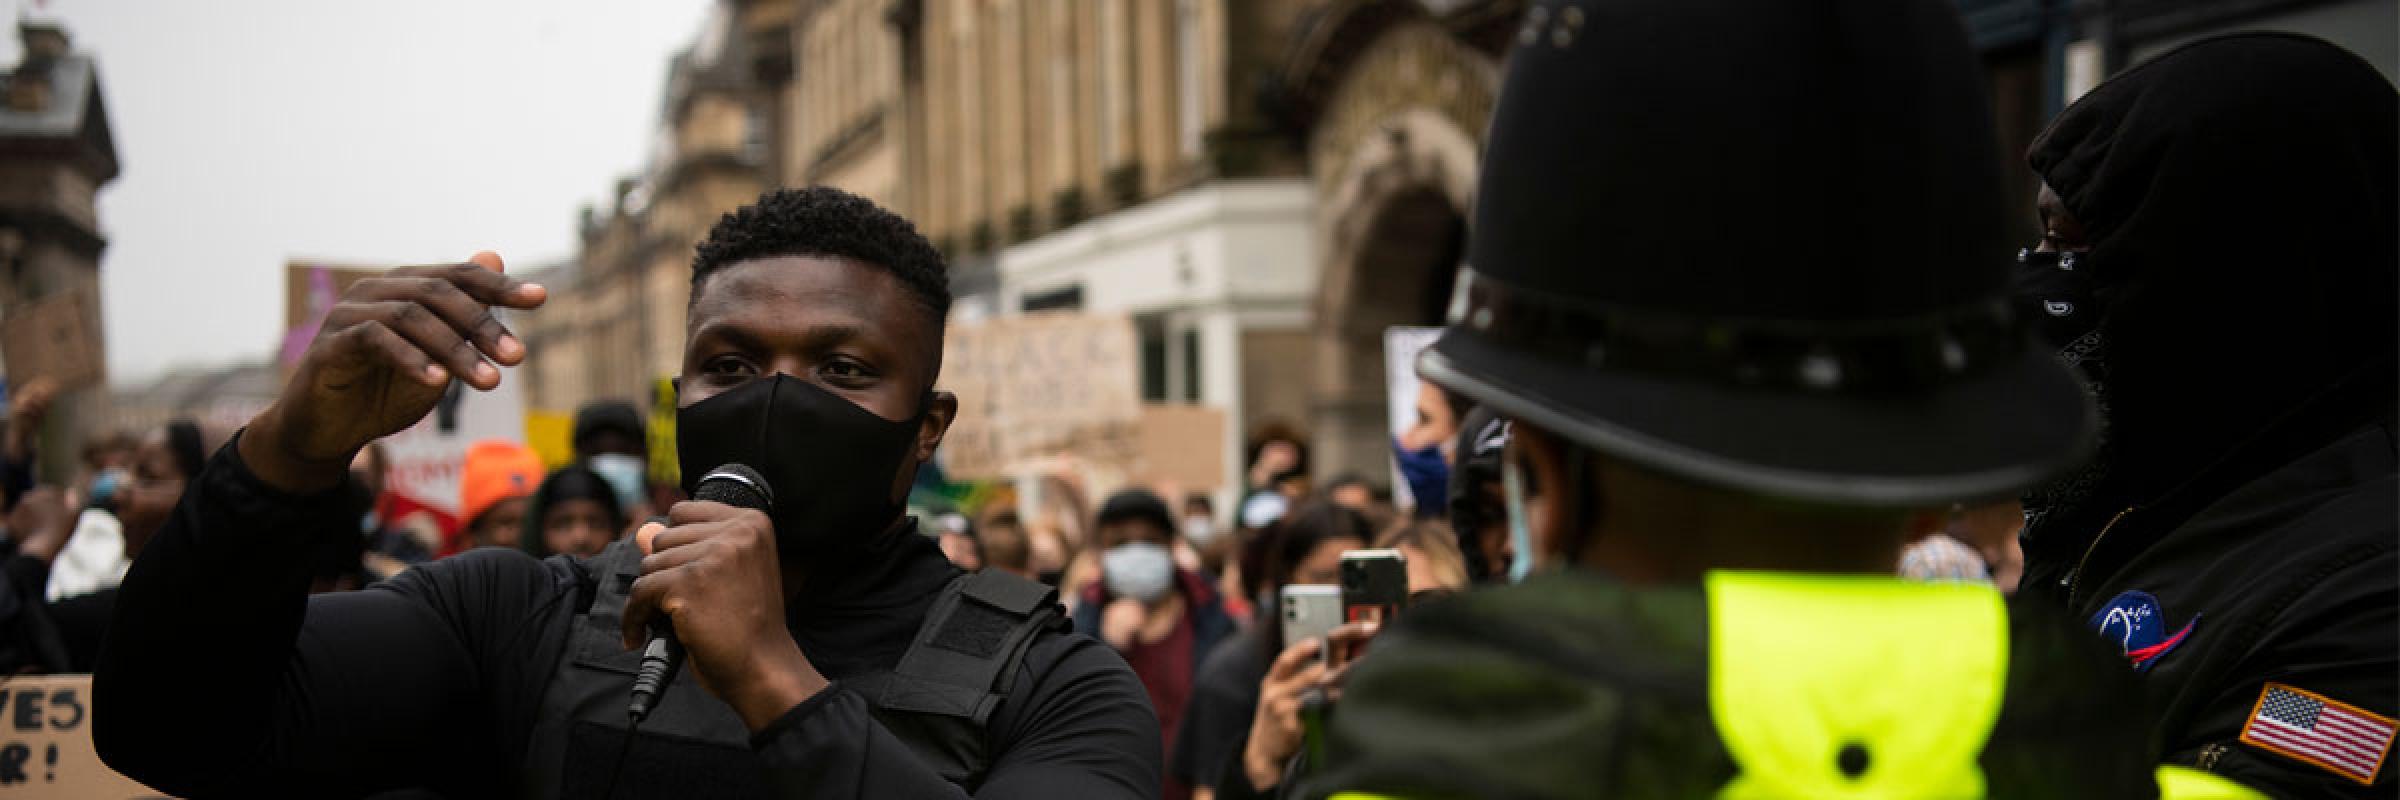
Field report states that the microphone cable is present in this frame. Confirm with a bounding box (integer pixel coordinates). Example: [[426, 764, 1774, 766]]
[[601, 712, 642, 800]]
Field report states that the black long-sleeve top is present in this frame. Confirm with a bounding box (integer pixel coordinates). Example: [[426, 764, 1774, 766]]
[[92, 438, 1160, 798]]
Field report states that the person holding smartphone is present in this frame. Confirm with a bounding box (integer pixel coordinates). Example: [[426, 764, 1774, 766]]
[[1240, 520, 1476, 800], [1171, 501, 1370, 800]]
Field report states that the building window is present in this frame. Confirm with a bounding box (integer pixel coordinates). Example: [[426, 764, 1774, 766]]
[[1020, 285, 1084, 312], [743, 105, 768, 165], [1181, 327, 1201, 403], [1139, 314, 1169, 404]]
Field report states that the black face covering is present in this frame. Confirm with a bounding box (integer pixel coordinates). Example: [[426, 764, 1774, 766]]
[[677, 375, 923, 557], [2013, 247, 2101, 351], [2026, 33, 2396, 510]]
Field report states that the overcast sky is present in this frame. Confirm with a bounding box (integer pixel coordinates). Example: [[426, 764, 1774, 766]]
[[2, 1, 713, 386]]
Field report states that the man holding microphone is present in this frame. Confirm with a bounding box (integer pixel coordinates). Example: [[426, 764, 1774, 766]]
[[93, 187, 1159, 798]]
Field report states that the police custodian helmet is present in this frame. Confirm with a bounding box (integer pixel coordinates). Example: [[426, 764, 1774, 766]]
[[1418, 0, 2096, 507]]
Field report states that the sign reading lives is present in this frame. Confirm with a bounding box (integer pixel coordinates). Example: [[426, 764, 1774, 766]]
[[0, 675, 168, 799]]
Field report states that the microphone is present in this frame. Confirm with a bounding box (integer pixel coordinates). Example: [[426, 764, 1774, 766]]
[[628, 463, 774, 722]]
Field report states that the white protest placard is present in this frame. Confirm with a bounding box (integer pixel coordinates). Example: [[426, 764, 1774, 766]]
[[1384, 326, 1446, 511], [377, 366, 528, 549]]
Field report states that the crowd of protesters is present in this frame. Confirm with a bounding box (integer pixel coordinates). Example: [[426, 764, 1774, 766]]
[[0, 2, 2383, 797]]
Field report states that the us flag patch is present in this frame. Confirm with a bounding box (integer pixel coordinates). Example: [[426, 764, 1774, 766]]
[[2239, 682, 2396, 785]]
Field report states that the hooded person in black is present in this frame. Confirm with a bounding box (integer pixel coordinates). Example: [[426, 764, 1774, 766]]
[[2016, 33, 2398, 795], [93, 188, 1159, 798]]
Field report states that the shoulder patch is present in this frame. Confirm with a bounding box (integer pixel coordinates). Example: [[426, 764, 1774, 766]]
[[2089, 590, 2197, 672], [2238, 682, 2396, 786]]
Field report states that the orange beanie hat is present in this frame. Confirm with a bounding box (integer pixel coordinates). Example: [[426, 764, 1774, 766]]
[[459, 439, 545, 527]]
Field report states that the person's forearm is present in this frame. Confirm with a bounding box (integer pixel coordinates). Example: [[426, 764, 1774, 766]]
[[1242, 740, 1287, 795], [93, 434, 355, 796], [238, 408, 352, 494], [725, 640, 830, 734]]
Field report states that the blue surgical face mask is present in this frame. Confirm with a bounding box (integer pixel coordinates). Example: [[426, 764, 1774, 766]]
[[585, 453, 648, 514], [1502, 457, 1536, 583], [1392, 437, 1451, 516]]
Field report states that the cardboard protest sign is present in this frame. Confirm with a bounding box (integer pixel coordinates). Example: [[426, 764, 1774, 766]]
[[1136, 404, 1226, 492], [0, 288, 103, 392], [1384, 326, 1445, 510], [0, 675, 170, 799], [939, 313, 1141, 480]]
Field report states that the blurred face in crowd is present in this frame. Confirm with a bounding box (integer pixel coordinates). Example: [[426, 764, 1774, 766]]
[[542, 497, 618, 557], [679, 255, 957, 509], [979, 520, 1033, 578], [1399, 383, 1460, 455], [1097, 517, 1171, 551], [940, 531, 982, 571], [468, 498, 528, 549], [1328, 482, 1373, 512], [116, 429, 189, 559], [577, 430, 645, 462], [2034, 185, 2093, 253], [1292, 534, 1362, 587]]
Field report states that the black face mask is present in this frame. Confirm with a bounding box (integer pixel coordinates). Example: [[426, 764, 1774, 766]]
[[2014, 247, 2101, 350], [2014, 248, 2119, 525], [677, 374, 923, 557]]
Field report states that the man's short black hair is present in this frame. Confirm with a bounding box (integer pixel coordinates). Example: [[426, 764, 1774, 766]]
[[689, 186, 951, 327]]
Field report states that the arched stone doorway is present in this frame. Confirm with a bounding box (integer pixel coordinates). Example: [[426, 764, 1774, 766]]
[[1313, 183, 1466, 484], [1302, 16, 1498, 485]]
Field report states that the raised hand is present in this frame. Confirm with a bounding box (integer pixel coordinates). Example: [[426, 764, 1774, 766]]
[[241, 252, 545, 493]]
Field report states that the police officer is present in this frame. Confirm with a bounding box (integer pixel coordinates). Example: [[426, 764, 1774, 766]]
[[1292, 0, 2261, 797]]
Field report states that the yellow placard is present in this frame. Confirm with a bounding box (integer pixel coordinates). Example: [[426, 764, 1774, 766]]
[[523, 410, 575, 470]]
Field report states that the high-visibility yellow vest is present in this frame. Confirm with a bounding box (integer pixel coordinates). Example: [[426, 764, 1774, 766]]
[[1325, 572, 2264, 799]]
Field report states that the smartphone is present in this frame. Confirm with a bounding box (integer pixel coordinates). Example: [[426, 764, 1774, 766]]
[[1341, 549, 1409, 626], [1280, 584, 1342, 652]]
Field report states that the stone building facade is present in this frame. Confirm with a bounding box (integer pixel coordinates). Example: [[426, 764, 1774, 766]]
[[0, 19, 118, 481], [519, 1, 790, 414]]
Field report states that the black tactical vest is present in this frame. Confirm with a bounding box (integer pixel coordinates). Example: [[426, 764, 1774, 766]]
[[517, 539, 1065, 798]]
